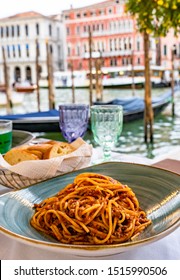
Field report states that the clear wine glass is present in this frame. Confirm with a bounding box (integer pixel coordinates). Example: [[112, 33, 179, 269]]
[[59, 104, 89, 143], [90, 105, 123, 162]]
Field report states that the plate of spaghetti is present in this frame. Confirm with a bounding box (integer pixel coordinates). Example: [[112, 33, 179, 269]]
[[0, 162, 179, 257]]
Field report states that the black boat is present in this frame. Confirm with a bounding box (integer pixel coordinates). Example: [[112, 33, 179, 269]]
[[0, 90, 174, 132]]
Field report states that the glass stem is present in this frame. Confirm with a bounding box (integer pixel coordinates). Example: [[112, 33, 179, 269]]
[[103, 146, 111, 161]]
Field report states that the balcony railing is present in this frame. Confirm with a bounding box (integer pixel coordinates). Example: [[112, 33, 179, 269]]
[[82, 49, 132, 59]]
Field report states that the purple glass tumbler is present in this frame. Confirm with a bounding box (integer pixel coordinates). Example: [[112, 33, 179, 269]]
[[59, 104, 89, 143]]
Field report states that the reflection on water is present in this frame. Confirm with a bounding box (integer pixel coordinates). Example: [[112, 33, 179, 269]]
[[0, 87, 180, 159]]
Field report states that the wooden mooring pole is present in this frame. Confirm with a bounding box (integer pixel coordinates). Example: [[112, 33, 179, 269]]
[[131, 50, 135, 96], [171, 45, 176, 117], [35, 39, 41, 111], [88, 26, 93, 106], [95, 54, 103, 102], [46, 40, 55, 110], [71, 60, 75, 103], [2, 46, 12, 114], [143, 32, 154, 143]]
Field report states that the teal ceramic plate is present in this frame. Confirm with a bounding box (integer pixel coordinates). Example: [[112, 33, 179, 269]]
[[0, 162, 179, 257], [12, 130, 35, 147]]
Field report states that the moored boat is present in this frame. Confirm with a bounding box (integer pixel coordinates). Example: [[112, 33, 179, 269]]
[[13, 81, 37, 93], [0, 89, 174, 132]]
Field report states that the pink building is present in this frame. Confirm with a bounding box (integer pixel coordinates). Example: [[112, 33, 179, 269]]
[[63, 0, 180, 73]]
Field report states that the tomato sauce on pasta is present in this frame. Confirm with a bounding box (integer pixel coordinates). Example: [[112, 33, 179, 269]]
[[30, 173, 151, 244]]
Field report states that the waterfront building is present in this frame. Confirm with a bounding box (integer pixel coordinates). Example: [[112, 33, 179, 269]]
[[0, 11, 66, 85], [63, 0, 180, 72]]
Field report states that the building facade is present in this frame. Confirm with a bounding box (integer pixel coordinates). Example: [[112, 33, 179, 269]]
[[63, 0, 180, 72], [0, 11, 66, 85]]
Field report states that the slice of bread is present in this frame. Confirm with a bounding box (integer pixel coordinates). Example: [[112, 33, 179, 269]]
[[4, 148, 39, 165], [43, 143, 74, 159], [4, 140, 74, 164], [27, 144, 52, 153]]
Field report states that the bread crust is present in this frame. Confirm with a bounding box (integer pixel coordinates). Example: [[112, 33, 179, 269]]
[[4, 148, 39, 165], [3, 141, 74, 165]]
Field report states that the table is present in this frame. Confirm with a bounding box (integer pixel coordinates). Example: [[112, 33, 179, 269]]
[[0, 147, 179, 260]]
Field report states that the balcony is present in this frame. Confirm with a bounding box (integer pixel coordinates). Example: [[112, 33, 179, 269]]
[[82, 49, 132, 59]]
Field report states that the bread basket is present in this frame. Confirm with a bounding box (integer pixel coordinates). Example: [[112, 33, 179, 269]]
[[0, 138, 92, 189]]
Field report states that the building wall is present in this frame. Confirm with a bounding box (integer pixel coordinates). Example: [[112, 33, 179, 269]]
[[0, 12, 66, 85], [160, 29, 180, 70], [63, 0, 157, 71], [63, 0, 180, 72]]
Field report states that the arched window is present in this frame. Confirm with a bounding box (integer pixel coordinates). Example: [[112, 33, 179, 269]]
[[17, 25, 20, 36], [14, 66, 21, 82], [1, 27, 3, 37], [26, 66, 32, 81], [6, 26, 9, 37], [25, 24, 29, 36], [36, 23, 39, 35], [11, 26, 14, 37]]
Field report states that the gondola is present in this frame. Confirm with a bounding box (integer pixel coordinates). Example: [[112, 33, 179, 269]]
[[0, 90, 174, 132]]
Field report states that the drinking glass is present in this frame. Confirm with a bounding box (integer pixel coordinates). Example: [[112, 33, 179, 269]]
[[59, 104, 89, 143], [0, 119, 12, 154], [91, 105, 123, 162]]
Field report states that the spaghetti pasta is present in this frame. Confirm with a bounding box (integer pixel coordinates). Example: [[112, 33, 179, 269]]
[[30, 173, 151, 244]]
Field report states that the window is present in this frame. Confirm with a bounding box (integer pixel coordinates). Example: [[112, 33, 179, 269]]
[[17, 25, 20, 36], [163, 45, 167, 56], [78, 62, 82, 70], [137, 40, 140, 51], [50, 45, 53, 53], [137, 57, 141, 64], [26, 44, 29, 57], [36, 23, 39, 35], [102, 41, 105, 51], [114, 39, 117, 50], [7, 45, 10, 58], [76, 45, 80, 56], [58, 45, 61, 57], [1, 27, 3, 37], [18, 44, 21, 57], [66, 27, 70, 35], [13, 45, 16, 57], [37, 42, 40, 56], [76, 13, 81, 18], [57, 27, 60, 39], [49, 24, 52, 36], [84, 26, 87, 32], [84, 44, 87, 52], [11, 26, 14, 37], [6, 26, 9, 37], [110, 39, 112, 51], [25, 24, 28, 36], [124, 38, 127, 50], [76, 26, 80, 34], [67, 46, 71, 56], [119, 38, 121, 50]]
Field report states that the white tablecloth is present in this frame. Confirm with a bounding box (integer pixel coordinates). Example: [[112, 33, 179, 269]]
[[0, 227, 179, 260], [0, 150, 179, 260]]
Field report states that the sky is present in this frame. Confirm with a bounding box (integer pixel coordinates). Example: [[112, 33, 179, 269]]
[[0, 0, 103, 18]]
